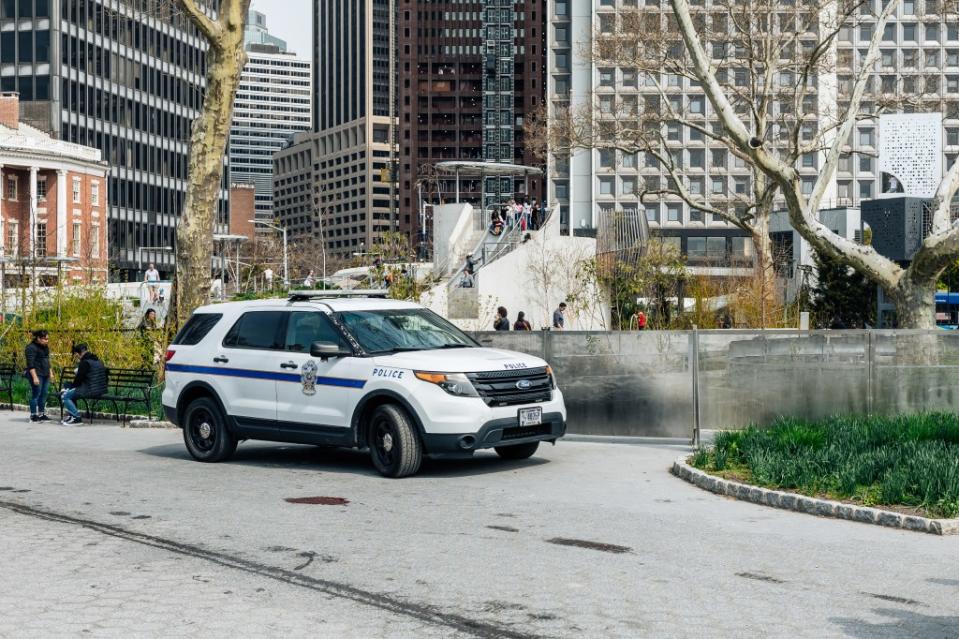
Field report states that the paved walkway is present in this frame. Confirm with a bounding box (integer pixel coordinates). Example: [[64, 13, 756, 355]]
[[0, 414, 957, 637]]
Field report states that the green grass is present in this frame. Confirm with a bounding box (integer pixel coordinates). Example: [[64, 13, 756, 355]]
[[690, 413, 959, 519]]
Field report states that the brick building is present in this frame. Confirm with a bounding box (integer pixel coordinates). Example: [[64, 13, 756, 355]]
[[0, 93, 109, 285], [397, 0, 547, 249]]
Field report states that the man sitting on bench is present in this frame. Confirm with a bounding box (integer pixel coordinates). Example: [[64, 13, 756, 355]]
[[60, 343, 108, 426]]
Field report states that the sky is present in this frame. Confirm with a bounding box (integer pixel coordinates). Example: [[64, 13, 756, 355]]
[[250, 0, 312, 58]]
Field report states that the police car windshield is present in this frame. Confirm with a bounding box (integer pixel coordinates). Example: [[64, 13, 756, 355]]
[[335, 308, 476, 354]]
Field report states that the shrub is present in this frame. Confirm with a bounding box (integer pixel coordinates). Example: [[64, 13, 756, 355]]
[[689, 413, 959, 518]]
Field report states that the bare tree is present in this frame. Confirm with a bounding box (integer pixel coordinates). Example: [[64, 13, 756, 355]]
[[170, 0, 251, 325], [663, 0, 959, 328]]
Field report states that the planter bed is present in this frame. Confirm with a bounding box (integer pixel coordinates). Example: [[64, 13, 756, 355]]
[[675, 413, 959, 535]]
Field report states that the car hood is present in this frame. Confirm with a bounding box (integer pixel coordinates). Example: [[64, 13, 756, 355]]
[[372, 347, 547, 373]]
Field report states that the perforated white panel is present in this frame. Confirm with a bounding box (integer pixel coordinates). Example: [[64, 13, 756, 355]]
[[878, 113, 943, 199]]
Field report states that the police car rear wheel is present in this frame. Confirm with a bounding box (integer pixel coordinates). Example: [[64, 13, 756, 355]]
[[369, 404, 422, 478], [183, 397, 237, 463], [494, 441, 540, 460]]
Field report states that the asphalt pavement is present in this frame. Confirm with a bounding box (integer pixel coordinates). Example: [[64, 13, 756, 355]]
[[1, 414, 958, 638]]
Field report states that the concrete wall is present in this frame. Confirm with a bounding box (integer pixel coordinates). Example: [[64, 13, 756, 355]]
[[470, 329, 959, 440], [422, 205, 611, 331], [431, 202, 475, 275]]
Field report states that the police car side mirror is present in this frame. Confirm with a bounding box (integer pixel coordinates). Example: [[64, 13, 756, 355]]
[[310, 341, 351, 360]]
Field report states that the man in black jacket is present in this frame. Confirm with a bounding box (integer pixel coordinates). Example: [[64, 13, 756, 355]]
[[60, 343, 108, 426]]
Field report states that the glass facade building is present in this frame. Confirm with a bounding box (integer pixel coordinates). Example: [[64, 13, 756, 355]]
[[0, 0, 224, 278]]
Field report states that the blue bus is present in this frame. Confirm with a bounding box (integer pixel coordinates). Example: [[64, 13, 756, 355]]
[[935, 292, 959, 329]]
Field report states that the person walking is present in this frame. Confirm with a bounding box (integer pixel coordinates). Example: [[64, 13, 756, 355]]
[[552, 302, 567, 330], [531, 200, 541, 230], [522, 200, 532, 231], [60, 343, 108, 426], [263, 267, 274, 290], [494, 307, 510, 331], [303, 270, 315, 288], [513, 311, 532, 331], [25, 329, 51, 422], [144, 263, 160, 302]]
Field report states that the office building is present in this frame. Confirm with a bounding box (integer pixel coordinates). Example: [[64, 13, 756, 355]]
[[0, 0, 227, 279], [396, 0, 547, 252], [274, 0, 396, 258], [230, 11, 312, 224], [244, 9, 288, 51], [546, 0, 959, 271]]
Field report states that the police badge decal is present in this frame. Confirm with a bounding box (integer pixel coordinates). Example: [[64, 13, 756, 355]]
[[301, 360, 318, 396]]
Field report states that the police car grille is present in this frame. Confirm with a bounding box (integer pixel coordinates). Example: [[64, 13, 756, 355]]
[[467, 368, 552, 407]]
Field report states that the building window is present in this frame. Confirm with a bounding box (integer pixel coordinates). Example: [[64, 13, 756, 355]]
[[667, 204, 681, 222], [688, 236, 706, 257], [598, 177, 614, 195], [72, 222, 81, 257], [598, 68, 614, 86], [72, 177, 81, 204], [91, 182, 100, 207], [6, 177, 16, 201], [37, 177, 47, 200], [7, 221, 17, 257], [859, 180, 874, 199], [35, 223, 46, 258], [645, 205, 659, 223], [91, 225, 100, 258]]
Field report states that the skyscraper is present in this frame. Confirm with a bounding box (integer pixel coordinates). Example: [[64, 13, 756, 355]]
[[0, 0, 223, 279], [396, 0, 546, 252], [230, 10, 312, 225], [274, 0, 396, 258]]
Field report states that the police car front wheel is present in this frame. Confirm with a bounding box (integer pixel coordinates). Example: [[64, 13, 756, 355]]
[[368, 404, 422, 478], [183, 397, 237, 463]]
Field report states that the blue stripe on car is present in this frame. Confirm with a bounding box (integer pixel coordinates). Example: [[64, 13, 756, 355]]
[[165, 364, 366, 389]]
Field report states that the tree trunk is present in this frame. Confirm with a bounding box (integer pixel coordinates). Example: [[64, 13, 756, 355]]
[[890, 278, 937, 330], [171, 3, 249, 328]]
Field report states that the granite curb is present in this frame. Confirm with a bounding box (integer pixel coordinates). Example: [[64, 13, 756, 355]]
[[125, 419, 177, 429], [672, 455, 959, 536]]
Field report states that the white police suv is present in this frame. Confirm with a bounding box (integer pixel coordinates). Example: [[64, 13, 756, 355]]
[[162, 292, 566, 477]]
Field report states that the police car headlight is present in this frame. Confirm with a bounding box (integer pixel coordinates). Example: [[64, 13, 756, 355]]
[[414, 371, 479, 397], [546, 365, 557, 390]]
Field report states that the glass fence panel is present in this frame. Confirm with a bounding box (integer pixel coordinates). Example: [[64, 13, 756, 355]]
[[697, 330, 869, 430]]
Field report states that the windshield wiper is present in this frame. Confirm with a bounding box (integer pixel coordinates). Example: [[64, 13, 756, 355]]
[[433, 344, 473, 349], [371, 346, 423, 355]]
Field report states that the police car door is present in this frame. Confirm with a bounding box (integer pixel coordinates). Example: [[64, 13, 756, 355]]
[[215, 309, 287, 436], [275, 310, 363, 440]]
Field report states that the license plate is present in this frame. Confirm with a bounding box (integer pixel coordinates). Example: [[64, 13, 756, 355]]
[[518, 407, 543, 427]]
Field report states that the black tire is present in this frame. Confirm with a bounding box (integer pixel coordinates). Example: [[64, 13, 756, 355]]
[[182, 397, 237, 463], [494, 441, 540, 460], [368, 404, 422, 478]]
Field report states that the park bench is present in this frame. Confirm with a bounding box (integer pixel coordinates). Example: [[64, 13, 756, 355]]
[[0, 360, 17, 410], [54, 366, 156, 425]]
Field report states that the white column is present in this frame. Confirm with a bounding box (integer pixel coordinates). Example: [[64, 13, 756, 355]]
[[56, 170, 67, 258], [0, 163, 4, 257], [29, 166, 38, 258]]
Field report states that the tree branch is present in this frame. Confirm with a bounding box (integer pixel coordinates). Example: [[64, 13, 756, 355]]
[[175, 0, 221, 43]]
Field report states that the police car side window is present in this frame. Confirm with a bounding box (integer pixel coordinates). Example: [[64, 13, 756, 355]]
[[222, 311, 287, 350], [285, 312, 348, 353]]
